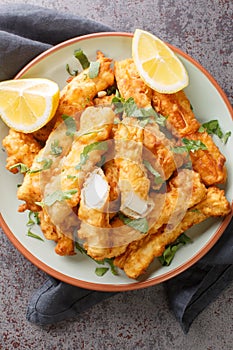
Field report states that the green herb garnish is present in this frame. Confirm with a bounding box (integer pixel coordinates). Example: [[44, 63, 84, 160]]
[[74, 49, 90, 69], [62, 115, 77, 136], [96, 155, 106, 167], [35, 189, 78, 207], [50, 140, 63, 157], [75, 141, 108, 169], [106, 85, 117, 96], [119, 213, 149, 234], [198, 119, 231, 144], [95, 267, 109, 276], [158, 233, 192, 266], [9, 158, 52, 174], [88, 61, 100, 79], [9, 163, 29, 173], [66, 63, 78, 77], [112, 96, 166, 126], [75, 242, 118, 276], [27, 228, 44, 242], [29, 157, 53, 173], [172, 138, 207, 154], [27, 211, 40, 226], [143, 160, 164, 185]]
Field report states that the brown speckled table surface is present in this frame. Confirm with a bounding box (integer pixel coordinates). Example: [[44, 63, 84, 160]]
[[0, 0, 232, 349]]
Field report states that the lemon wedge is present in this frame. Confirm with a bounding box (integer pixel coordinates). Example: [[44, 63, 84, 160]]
[[132, 29, 189, 93], [0, 78, 60, 133]]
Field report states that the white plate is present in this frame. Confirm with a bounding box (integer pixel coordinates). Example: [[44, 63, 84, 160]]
[[0, 33, 232, 291]]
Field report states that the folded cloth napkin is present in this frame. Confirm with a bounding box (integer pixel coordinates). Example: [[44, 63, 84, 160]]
[[0, 4, 232, 333]]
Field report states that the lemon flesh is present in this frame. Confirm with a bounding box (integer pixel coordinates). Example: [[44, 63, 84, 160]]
[[132, 29, 189, 93], [0, 78, 60, 133]]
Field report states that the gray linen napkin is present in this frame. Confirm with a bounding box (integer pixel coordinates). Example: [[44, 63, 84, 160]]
[[0, 4, 232, 333]]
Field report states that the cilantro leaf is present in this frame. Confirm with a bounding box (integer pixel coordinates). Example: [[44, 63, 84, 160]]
[[74, 49, 90, 69], [50, 140, 63, 157], [119, 213, 149, 234], [158, 233, 192, 266], [143, 160, 164, 185], [62, 115, 77, 136], [88, 61, 100, 79], [198, 119, 231, 144], [75, 141, 108, 169]]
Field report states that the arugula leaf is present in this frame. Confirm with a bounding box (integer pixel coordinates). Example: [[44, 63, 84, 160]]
[[143, 160, 164, 185], [27, 228, 44, 242], [158, 233, 192, 266], [9, 163, 29, 173], [119, 213, 149, 234], [62, 115, 77, 136], [172, 138, 207, 154], [198, 119, 231, 144], [36, 189, 78, 207], [74, 49, 90, 69], [95, 267, 109, 276], [88, 61, 100, 79], [50, 140, 63, 157], [75, 141, 108, 169]]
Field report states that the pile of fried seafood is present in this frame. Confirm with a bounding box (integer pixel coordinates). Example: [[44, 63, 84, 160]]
[[2, 51, 231, 279]]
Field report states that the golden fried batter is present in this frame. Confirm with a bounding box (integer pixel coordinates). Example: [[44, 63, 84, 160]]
[[152, 90, 200, 137], [2, 129, 41, 173], [56, 51, 114, 120], [115, 186, 231, 279], [60, 106, 115, 207], [186, 131, 227, 185], [143, 122, 184, 182], [114, 117, 153, 218], [114, 59, 152, 108]]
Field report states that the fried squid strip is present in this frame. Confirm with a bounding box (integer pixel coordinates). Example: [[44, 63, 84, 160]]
[[60, 106, 115, 207], [77, 168, 112, 260], [114, 117, 153, 218], [114, 58, 152, 108], [186, 131, 227, 185], [152, 90, 200, 137], [56, 51, 115, 121], [115, 186, 231, 279], [114, 169, 207, 274], [114, 59, 184, 183]]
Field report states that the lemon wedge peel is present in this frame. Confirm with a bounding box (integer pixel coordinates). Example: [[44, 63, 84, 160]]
[[0, 78, 60, 133], [132, 29, 189, 94]]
